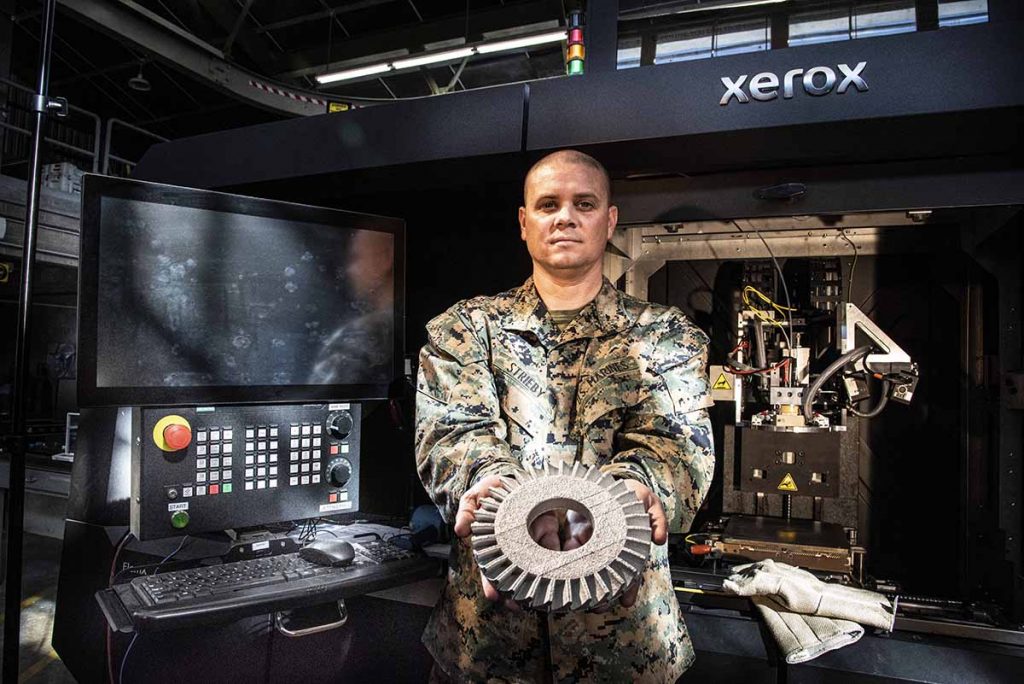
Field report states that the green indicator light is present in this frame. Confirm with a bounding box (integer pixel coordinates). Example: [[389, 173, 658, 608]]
[[171, 510, 190, 529], [567, 59, 584, 76], [223, 483, 233, 494]]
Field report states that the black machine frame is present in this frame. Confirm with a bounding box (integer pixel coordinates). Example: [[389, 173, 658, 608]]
[[76, 174, 406, 408]]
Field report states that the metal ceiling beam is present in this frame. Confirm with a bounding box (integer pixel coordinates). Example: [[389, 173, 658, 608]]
[[223, 0, 255, 56], [254, 0, 397, 34], [273, 0, 563, 79], [57, 0, 329, 116]]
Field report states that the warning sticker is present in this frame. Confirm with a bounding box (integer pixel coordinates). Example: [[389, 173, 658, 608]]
[[712, 373, 732, 391], [777, 473, 799, 492]]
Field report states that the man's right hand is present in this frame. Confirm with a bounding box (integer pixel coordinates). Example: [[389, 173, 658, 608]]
[[454, 476, 519, 605]]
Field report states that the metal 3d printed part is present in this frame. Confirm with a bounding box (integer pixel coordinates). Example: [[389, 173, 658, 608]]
[[470, 462, 652, 612]]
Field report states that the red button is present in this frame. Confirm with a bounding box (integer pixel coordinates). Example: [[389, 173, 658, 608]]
[[329, 493, 338, 503], [163, 423, 192, 451], [209, 484, 219, 495], [329, 445, 339, 455]]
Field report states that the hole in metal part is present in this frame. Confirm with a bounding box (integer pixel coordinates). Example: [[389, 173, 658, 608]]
[[527, 499, 594, 552]]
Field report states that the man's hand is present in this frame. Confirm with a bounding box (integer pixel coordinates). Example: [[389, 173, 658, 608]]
[[617, 478, 667, 607], [454, 476, 520, 607]]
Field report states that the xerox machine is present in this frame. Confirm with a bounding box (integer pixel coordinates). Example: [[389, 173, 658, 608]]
[[51, 177, 436, 682]]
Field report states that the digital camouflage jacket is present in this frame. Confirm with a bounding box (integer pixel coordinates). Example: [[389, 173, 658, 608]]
[[415, 277, 715, 683]]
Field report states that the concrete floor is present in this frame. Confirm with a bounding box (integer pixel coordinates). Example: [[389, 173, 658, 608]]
[[0, 533, 76, 683]]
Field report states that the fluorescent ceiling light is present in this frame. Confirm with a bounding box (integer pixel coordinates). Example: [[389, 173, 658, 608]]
[[476, 30, 568, 53], [392, 47, 475, 70], [316, 62, 392, 84], [316, 30, 568, 85]]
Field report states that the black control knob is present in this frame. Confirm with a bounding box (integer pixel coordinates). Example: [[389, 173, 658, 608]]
[[326, 457, 352, 488], [326, 411, 354, 441]]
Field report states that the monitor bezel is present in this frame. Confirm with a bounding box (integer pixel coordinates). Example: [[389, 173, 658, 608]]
[[77, 174, 406, 408]]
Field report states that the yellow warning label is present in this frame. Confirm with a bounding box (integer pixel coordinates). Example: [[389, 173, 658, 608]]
[[328, 102, 351, 113], [777, 473, 799, 492], [712, 373, 732, 391], [0, 262, 11, 284]]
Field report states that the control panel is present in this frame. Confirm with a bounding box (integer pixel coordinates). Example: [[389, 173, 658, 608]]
[[131, 403, 361, 540]]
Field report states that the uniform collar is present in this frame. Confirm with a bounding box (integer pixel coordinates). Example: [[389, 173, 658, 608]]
[[502, 276, 641, 345]]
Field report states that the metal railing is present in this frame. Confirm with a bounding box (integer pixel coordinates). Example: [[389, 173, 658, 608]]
[[102, 118, 168, 176], [0, 75, 102, 173]]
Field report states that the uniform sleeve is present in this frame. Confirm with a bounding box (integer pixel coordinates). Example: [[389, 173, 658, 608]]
[[414, 305, 524, 524], [600, 312, 716, 534]]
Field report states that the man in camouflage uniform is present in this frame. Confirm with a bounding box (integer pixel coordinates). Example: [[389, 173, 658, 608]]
[[415, 150, 715, 683]]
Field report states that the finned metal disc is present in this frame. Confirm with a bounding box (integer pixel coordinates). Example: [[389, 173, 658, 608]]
[[470, 462, 652, 612]]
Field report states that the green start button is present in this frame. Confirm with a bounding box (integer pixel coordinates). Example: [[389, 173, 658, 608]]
[[171, 510, 190, 529]]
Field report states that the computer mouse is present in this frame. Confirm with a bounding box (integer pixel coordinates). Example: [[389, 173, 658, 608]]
[[299, 539, 355, 567]]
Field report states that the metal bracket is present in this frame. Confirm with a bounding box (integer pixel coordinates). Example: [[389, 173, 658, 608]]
[[30, 94, 69, 117], [838, 303, 912, 367]]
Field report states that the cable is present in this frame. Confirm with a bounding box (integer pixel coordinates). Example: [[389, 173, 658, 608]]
[[731, 222, 794, 348], [839, 229, 858, 304], [848, 379, 891, 418], [117, 535, 190, 682], [802, 345, 873, 421]]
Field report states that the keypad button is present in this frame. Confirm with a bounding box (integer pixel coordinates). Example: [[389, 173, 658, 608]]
[[223, 470, 232, 480], [245, 481, 254, 491], [313, 437, 322, 447], [289, 476, 298, 486], [301, 463, 310, 473], [290, 464, 299, 474], [245, 468, 254, 479], [183, 486, 193, 497], [257, 428, 267, 438], [257, 467, 267, 477], [210, 471, 220, 482], [270, 427, 279, 437], [312, 473, 322, 484], [245, 455, 255, 466], [210, 444, 221, 454], [269, 466, 278, 476], [223, 429, 233, 440], [210, 458, 220, 468], [313, 449, 321, 459], [302, 451, 311, 461], [211, 430, 221, 441], [196, 472, 207, 483], [269, 479, 278, 488], [291, 425, 300, 436], [196, 459, 207, 469], [223, 457, 233, 467], [341, 444, 350, 454], [269, 441, 279, 450], [209, 484, 220, 495], [245, 428, 255, 439], [312, 425, 322, 435], [223, 483, 233, 494], [312, 459, 321, 468], [302, 425, 311, 436], [329, 445, 339, 455], [257, 441, 266, 451], [246, 442, 255, 452], [197, 485, 207, 496], [257, 454, 267, 464], [269, 454, 278, 463], [257, 480, 267, 490], [223, 443, 233, 454], [197, 430, 208, 443], [290, 439, 299, 449], [197, 445, 208, 456], [300, 476, 310, 485], [290, 452, 299, 462], [301, 438, 311, 448]]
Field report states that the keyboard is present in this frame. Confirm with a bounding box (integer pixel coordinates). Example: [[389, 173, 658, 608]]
[[97, 541, 438, 633]]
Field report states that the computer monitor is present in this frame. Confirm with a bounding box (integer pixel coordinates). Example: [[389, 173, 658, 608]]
[[77, 175, 405, 407]]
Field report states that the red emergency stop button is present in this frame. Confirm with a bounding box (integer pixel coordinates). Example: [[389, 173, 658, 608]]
[[152, 415, 193, 452], [163, 423, 192, 451]]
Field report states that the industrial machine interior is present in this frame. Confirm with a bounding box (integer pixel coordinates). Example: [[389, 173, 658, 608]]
[[0, 0, 1022, 682]]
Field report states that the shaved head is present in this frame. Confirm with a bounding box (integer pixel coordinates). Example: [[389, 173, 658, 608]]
[[523, 150, 611, 205]]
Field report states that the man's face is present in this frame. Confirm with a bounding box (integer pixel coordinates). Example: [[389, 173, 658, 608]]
[[519, 160, 617, 276]]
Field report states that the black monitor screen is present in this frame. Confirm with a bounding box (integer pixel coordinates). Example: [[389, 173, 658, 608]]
[[79, 176, 404, 406]]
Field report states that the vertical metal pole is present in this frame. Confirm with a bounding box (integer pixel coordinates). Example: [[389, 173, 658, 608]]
[[3, 1, 57, 680], [584, 0, 619, 74]]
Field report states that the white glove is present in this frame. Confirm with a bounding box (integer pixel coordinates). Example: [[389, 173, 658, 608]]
[[723, 559, 896, 631]]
